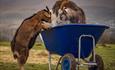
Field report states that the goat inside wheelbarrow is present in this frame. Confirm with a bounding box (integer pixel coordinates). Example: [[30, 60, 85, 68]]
[[41, 24, 109, 70]]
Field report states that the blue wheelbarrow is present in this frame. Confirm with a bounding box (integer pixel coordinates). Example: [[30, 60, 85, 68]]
[[41, 24, 109, 70]]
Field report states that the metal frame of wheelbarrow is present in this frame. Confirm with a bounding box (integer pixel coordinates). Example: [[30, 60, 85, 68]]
[[47, 34, 97, 70], [77, 34, 97, 69]]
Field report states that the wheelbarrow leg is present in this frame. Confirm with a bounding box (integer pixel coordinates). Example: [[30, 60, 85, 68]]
[[48, 52, 52, 70], [56, 56, 62, 70], [78, 35, 96, 70]]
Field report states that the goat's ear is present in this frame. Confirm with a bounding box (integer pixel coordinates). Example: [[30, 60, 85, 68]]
[[46, 6, 49, 12], [43, 9, 47, 11]]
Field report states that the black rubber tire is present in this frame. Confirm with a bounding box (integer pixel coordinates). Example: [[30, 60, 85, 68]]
[[61, 53, 76, 70], [88, 54, 104, 70]]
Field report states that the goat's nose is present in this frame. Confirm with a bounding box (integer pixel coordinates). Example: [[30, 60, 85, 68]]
[[42, 23, 52, 30]]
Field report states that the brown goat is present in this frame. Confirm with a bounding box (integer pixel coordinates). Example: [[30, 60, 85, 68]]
[[11, 7, 51, 70]]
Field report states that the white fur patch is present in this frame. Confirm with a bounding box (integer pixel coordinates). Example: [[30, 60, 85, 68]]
[[65, 8, 77, 17], [50, 9, 71, 27], [14, 51, 20, 58]]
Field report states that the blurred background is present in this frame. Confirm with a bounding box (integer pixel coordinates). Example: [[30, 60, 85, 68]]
[[0, 0, 115, 44], [0, 0, 115, 70]]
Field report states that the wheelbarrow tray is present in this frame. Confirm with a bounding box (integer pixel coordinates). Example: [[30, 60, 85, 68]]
[[41, 24, 109, 58]]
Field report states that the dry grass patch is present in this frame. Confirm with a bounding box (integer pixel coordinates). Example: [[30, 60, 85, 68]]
[[0, 46, 60, 64]]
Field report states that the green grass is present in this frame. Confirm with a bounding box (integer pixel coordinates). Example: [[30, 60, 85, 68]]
[[0, 41, 115, 70], [0, 62, 56, 70], [0, 41, 45, 50], [95, 45, 115, 70], [32, 43, 46, 50], [0, 41, 10, 47]]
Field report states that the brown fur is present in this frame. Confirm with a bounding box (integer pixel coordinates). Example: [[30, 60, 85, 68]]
[[11, 8, 51, 70], [52, 0, 86, 24]]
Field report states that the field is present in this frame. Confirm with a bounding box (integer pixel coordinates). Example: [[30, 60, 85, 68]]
[[0, 42, 115, 70]]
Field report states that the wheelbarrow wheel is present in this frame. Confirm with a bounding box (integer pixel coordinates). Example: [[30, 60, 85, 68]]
[[61, 53, 76, 70], [88, 54, 104, 70]]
